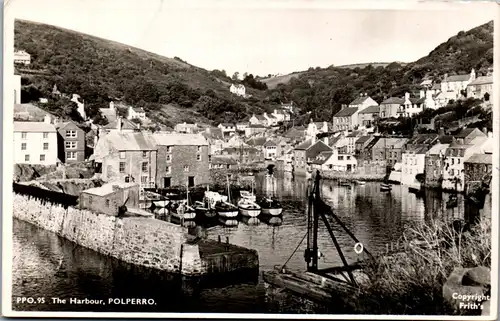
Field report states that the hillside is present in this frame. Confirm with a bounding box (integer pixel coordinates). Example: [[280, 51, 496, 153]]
[[337, 62, 408, 69], [260, 72, 304, 89], [267, 20, 494, 123], [14, 19, 270, 125]]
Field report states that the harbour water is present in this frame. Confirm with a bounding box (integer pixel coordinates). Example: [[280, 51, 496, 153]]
[[11, 174, 471, 313]]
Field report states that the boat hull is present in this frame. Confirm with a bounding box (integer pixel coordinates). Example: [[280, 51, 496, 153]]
[[171, 211, 196, 220], [195, 207, 217, 218], [239, 207, 261, 217], [261, 208, 283, 216], [217, 210, 239, 218]]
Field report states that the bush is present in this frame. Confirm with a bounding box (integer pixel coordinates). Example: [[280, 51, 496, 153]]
[[350, 217, 491, 315]]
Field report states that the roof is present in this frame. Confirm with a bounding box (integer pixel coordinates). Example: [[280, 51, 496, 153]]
[[329, 136, 343, 147], [14, 121, 56, 133], [407, 134, 438, 145], [248, 124, 266, 129], [211, 155, 238, 165], [468, 76, 493, 86], [373, 138, 409, 149], [254, 114, 267, 121], [99, 108, 116, 117], [14, 103, 51, 121], [349, 96, 370, 106], [222, 146, 260, 154], [266, 114, 276, 119], [438, 135, 454, 144], [456, 128, 479, 138], [358, 105, 380, 114], [246, 137, 267, 146], [311, 151, 334, 165], [445, 74, 470, 82], [420, 79, 433, 86], [263, 140, 278, 147], [231, 84, 245, 89], [274, 109, 287, 115], [426, 143, 450, 155], [101, 131, 157, 151], [82, 182, 138, 197], [219, 123, 235, 127], [410, 97, 425, 104], [104, 118, 139, 130], [295, 139, 315, 150], [381, 97, 404, 105], [431, 83, 441, 90], [333, 107, 358, 117], [346, 130, 361, 138], [152, 133, 208, 146], [131, 107, 145, 113], [465, 153, 492, 165], [356, 136, 372, 144]]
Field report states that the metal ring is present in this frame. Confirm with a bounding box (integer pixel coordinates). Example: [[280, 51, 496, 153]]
[[354, 242, 364, 254]]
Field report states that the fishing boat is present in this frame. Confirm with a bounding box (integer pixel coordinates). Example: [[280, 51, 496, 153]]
[[153, 200, 169, 208], [238, 198, 261, 217], [193, 187, 217, 218], [170, 184, 196, 220], [216, 176, 239, 218], [259, 197, 283, 216]]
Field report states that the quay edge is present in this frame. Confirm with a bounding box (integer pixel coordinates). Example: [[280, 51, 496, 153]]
[[12, 193, 258, 279]]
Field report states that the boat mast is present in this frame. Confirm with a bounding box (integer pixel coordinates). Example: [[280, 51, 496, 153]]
[[227, 175, 231, 203]]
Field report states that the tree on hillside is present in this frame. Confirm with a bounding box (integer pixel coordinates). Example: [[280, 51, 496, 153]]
[[232, 72, 240, 81], [243, 72, 248, 79]]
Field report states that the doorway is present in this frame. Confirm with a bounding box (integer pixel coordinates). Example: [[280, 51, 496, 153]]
[[164, 177, 171, 188], [188, 176, 195, 187]]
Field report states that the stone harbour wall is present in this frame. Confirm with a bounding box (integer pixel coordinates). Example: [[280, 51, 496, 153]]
[[13, 193, 202, 275]]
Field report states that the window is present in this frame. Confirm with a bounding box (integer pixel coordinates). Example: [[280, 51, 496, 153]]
[[184, 165, 189, 172], [450, 169, 454, 175], [24, 154, 30, 162], [429, 160, 433, 166], [40, 154, 45, 161], [338, 156, 344, 160], [166, 146, 172, 153], [43, 132, 49, 139], [166, 166, 171, 174], [142, 162, 148, 172], [21, 132, 27, 139], [105, 199, 110, 207], [347, 156, 351, 160], [119, 162, 125, 173], [451, 158, 455, 165], [119, 152, 126, 159], [65, 141, 77, 149], [141, 176, 148, 184], [166, 154, 171, 162], [66, 151, 77, 160], [197, 146, 202, 152], [457, 159, 460, 164], [43, 142, 49, 150], [197, 154, 201, 161], [21, 143, 27, 150], [66, 130, 77, 138]]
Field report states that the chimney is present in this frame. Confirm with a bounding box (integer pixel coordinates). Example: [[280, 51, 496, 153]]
[[323, 136, 329, 146], [359, 93, 363, 97], [405, 92, 410, 100], [109, 101, 115, 111], [420, 90, 425, 98], [439, 127, 444, 136], [43, 114, 52, 124], [117, 116, 122, 131], [364, 93, 368, 97]]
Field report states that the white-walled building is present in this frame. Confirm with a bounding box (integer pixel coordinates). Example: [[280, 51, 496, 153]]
[[401, 147, 428, 186], [14, 115, 58, 165], [14, 50, 31, 65], [440, 69, 476, 100], [127, 106, 147, 121], [230, 84, 246, 97], [312, 149, 357, 172], [272, 109, 291, 122], [306, 120, 329, 139]]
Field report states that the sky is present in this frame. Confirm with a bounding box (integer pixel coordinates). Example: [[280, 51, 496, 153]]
[[5, 0, 497, 77]]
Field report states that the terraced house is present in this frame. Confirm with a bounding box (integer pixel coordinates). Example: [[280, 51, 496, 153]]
[[94, 130, 157, 187], [152, 133, 209, 188], [55, 120, 86, 163], [13, 115, 58, 165]]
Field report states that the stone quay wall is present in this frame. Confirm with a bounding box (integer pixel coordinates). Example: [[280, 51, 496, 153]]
[[13, 193, 203, 276]]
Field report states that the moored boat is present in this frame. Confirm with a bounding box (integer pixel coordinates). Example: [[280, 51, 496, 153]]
[[170, 201, 196, 220], [259, 197, 283, 216], [238, 198, 261, 217], [153, 200, 169, 208], [240, 190, 257, 202], [215, 201, 239, 218], [193, 200, 216, 218]]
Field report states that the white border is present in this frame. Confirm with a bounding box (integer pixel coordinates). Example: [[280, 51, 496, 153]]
[[2, 0, 499, 319]]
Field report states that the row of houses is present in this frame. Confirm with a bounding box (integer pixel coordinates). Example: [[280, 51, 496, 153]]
[[13, 114, 86, 166], [332, 69, 493, 133]]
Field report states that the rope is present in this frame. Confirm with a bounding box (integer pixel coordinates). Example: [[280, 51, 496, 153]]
[[280, 231, 308, 271]]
